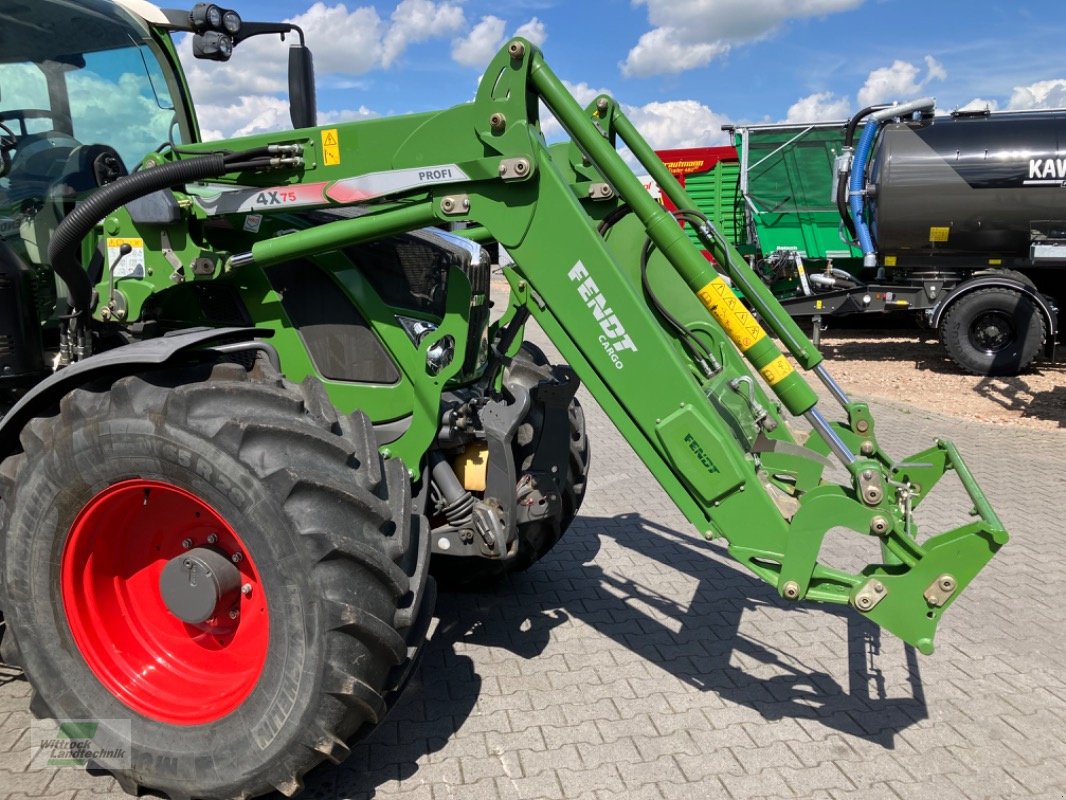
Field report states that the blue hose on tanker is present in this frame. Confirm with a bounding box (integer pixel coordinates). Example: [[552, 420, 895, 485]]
[[849, 120, 879, 266]]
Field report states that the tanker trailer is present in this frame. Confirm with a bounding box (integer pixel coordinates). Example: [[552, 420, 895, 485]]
[[839, 99, 1062, 375]]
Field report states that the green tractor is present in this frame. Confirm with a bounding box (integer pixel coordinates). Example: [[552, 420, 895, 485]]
[[0, 2, 1007, 799]]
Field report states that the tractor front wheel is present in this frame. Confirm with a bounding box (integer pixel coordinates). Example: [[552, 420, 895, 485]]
[[0, 356, 432, 800]]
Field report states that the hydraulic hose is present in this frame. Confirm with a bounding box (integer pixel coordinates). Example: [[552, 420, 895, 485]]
[[48, 153, 228, 314], [836, 105, 887, 241], [848, 121, 879, 267], [845, 98, 935, 269], [844, 104, 889, 148]]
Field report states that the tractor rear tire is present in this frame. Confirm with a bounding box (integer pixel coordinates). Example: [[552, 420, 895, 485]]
[[940, 287, 1045, 376], [0, 356, 433, 800], [431, 343, 589, 585]]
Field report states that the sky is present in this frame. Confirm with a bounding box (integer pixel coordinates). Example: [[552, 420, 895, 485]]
[[177, 0, 1066, 149]]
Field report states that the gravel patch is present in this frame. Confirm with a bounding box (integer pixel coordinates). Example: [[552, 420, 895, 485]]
[[814, 328, 1066, 431]]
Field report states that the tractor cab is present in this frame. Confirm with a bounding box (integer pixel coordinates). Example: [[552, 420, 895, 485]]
[[0, 0, 192, 316]]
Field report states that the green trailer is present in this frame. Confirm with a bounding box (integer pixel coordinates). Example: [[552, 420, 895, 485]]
[[732, 122, 863, 265]]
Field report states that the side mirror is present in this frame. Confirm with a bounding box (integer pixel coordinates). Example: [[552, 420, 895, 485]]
[[288, 44, 316, 130]]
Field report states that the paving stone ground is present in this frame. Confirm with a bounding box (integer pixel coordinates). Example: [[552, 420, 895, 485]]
[[2, 323, 1065, 800]]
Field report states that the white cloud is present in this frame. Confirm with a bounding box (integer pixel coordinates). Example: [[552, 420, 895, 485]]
[[621, 28, 726, 78], [451, 16, 546, 70], [561, 81, 610, 108], [194, 97, 380, 142], [290, 3, 387, 75], [538, 80, 730, 172], [784, 91, 851, 122], [856, 56, 945, 107], [178, 34, 290, 108], [179, 2, 474, 139], [1007, 79, 1066, 110], [452, 16, 507, 67], [514, 17, 547, 48], [956, 98, 999, 113], [538, 80, 613, 139], [625, 99, 731, 149], [622, 0, 862, 77], [381, 0, 465, 68], [179, 4, 387, 111], [923, 55, 947, 82], [180, 2, 469, 109], [194, 95, 293, 141], [319, 106, 380, 124]]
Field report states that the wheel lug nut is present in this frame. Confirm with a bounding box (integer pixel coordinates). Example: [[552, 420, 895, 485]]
[[231, 552, 243, 563], [229, 607, 239, 620], [181, 538, 193, 549], [241, 583, 252, 596], [207, 533, 218, 544]]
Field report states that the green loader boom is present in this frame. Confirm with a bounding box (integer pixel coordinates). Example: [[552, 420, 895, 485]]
[[88, 38, 1002, 654]]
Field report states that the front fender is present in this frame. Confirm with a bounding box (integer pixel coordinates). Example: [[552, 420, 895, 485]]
[[0, 327, 268, 460]]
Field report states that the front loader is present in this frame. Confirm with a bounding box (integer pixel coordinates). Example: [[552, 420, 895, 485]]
[[0, 2, 1006, 798]]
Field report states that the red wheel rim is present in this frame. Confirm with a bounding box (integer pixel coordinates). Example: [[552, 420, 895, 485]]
[[61, 480, 269, 725]]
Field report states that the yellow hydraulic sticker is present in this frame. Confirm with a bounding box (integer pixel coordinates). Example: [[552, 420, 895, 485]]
[[929, 226, 950, 243], [106, 237, 145, 279], [759, 355, 795, 386], [321, 128, 340, 166], [884, 255, 897, 267], [696, 276, 766, 352]]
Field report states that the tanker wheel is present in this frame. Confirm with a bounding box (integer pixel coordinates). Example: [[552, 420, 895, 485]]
[[0, 356, 433, 800], [940, 287, 1045, 376], [431, 342, 590, 586]]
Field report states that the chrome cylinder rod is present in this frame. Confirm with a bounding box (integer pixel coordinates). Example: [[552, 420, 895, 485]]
[[804, 406, 857, 466], [814, 363, 850, 409]]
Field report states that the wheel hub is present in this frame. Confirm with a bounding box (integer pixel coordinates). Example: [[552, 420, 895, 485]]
[[159, 547, 242, 624], [970, 311, 1014, 353], [61, 479, 269, 725]]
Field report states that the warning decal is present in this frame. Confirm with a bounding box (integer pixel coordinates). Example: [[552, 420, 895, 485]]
[[928, 226, 950, 243], [696, 276, 766, 352], [106, 238, 145, 279], [758, 355, 795, 387], [321, 128, 340, 166]]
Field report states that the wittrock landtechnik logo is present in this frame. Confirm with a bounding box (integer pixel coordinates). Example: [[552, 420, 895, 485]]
[[28, 719, 131, 769]]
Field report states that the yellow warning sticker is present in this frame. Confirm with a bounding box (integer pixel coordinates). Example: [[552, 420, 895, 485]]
[[321, 128, 340, 166], [759, 355, 795, 387], [884, 255, 897, 267], [815, 299, 823, 310], [696, 276, 766, 352], [106, 237, 145, 279], [928, 226, 950, 243]]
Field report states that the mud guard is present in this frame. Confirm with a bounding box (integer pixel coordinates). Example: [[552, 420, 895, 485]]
[[0, 327, 269, 460]]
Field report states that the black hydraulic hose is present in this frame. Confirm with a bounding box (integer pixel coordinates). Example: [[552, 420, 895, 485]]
[[597, 203, 633, 236], [843, 104, 889, 148], [836, 173, 856, 241], [48, 153, 228, 314]]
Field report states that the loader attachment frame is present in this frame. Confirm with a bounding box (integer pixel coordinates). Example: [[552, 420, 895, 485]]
[[69, 39, 1006, 654]]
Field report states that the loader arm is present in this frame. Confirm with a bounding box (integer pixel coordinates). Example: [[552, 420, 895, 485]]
[[74, 39, 1006, 654]]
